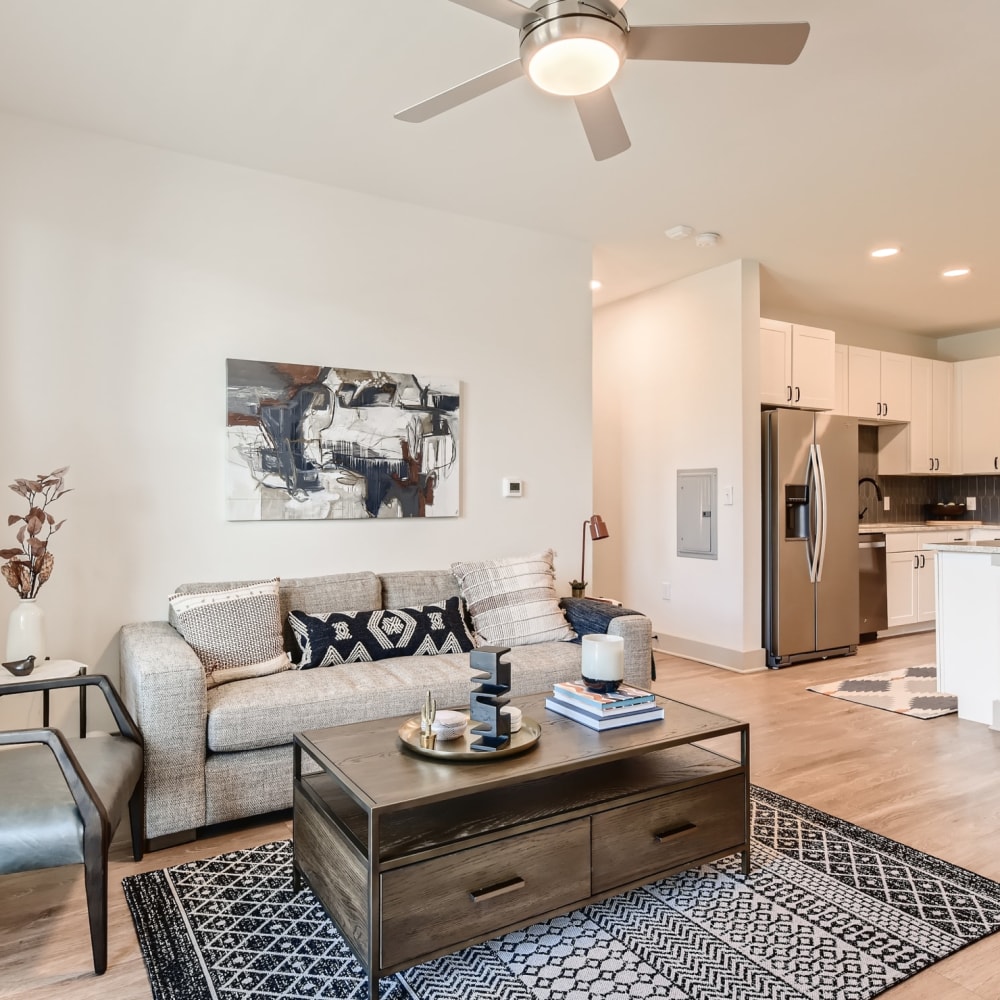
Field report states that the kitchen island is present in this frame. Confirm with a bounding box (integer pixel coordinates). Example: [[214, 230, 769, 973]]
[[922, 538, 1000, 728]]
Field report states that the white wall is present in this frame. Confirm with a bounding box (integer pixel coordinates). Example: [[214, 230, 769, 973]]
[[936, 327, 1000, 361], [0, 112, 594, 728], [593, 259, 764, 671]]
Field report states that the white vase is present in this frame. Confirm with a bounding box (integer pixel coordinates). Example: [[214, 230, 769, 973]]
[[6, 599, 47, 662]]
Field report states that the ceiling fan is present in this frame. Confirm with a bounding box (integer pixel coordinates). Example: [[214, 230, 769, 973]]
[[395, 0, 809, 161]]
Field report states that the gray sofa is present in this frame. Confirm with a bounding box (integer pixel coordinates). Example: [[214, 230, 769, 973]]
[[120, 568, 652, 847]]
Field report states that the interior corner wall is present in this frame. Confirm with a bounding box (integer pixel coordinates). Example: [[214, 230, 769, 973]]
[[0, 112, 593, 727], [593, 259, 765, 671]]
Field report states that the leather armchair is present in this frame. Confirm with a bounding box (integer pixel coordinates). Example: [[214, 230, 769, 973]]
[[0, 674, 144, 975]]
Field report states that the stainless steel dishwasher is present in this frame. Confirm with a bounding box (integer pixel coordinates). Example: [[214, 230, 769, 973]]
[[858, 532, 887, 641]]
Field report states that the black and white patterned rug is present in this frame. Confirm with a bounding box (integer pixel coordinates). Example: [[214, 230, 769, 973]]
[[808, 664, 958, 719], [123, 787, 1000, 1000]]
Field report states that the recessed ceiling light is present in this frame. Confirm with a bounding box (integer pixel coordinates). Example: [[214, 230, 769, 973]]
[[590, 279, 602, 291], [871, 247, 900, 258], [942, 267, 971, 278]]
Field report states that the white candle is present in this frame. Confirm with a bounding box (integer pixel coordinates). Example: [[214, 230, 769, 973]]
[[581, 634, 625, 686]]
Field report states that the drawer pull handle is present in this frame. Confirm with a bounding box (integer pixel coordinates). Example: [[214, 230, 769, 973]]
[[654, 821, 697, 843], [469, 877, 526, 902]]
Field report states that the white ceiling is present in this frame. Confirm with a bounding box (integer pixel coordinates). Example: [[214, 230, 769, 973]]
[[1, 0, 998, 338]]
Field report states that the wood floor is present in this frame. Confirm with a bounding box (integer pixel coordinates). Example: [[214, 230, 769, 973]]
[[3, 631, 999, 999]]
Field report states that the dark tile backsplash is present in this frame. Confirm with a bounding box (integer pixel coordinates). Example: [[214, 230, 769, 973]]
[[857, 426, 1000, 524]]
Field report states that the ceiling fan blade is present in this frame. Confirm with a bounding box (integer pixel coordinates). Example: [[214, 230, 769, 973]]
[[574, 89, 631, 161], [628, 22, 810, 65], [395, 60, 524, 123], [447, 0, 540, 30]]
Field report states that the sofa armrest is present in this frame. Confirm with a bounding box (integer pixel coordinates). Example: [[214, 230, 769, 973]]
[[119, 621, 207, 839], [560, 598, 653, 687]]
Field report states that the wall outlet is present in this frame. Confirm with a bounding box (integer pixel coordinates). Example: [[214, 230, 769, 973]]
[[662, 582, 671, 600], [883, 496, 891, 511], [967, 496, 978, 511]]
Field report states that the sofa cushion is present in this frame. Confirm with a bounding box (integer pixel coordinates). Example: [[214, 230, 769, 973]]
[[288, 596, 476, 668], [206, 642, 584, 753], [168, 578, 292, 688], [451, 549, 576, 647], [379, 569, 460, 610]]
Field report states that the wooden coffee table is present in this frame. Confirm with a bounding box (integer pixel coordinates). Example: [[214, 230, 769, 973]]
[[292, 692, 750, 1000]]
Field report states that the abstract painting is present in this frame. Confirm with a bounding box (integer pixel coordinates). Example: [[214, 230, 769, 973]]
[[226, 359, 460, 520]]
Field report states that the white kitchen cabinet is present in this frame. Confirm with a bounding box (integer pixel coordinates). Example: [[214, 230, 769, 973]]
[[760, 319, 835, 410], [971, 527, 1000, 542], [956, 356, 1000, 473], [847, 347, 911, 422], [877, 358, 953, 474], [885, 530, 967, 627], [833, 343, 849, 415], [915, 549, 937, 621], [848, 347, 911, 421], [886, 548, 919, 627]]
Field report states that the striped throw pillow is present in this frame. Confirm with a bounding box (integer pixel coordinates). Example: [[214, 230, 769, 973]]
[[451, 550, 576, 647]]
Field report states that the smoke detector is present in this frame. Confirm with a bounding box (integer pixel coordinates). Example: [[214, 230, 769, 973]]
[[665, 225, 693, 241], [695, 232, 721, 248]]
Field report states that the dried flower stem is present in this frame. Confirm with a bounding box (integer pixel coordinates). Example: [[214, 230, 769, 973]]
[[1, 467, 70, 600]]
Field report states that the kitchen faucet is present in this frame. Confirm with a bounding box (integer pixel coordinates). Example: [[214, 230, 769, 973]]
[[858, 477, 884, 520]]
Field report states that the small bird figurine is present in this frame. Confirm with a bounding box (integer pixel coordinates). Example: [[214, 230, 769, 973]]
[[2, 654, 36, 677]]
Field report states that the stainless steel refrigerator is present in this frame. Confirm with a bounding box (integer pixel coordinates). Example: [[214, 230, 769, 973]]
[[763, 408, 859, 668]]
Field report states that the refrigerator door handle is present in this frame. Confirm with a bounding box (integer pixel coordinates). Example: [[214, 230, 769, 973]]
[[814, 443, 829, 582], [805, 444, 821, 583]]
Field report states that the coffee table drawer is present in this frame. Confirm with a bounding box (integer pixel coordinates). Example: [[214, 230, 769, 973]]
[[381, 817, 590, 968], [592, 776, 745, 893]]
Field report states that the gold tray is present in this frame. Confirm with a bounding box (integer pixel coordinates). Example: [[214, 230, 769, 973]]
[[398, 713, 541, 761]]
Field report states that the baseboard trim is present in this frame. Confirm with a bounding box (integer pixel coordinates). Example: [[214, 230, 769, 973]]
[[654, 634, 767, 674], [877, 622, 935, 639]]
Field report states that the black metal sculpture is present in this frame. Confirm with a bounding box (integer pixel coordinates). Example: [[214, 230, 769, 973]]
[[469, 646, 511, 752]]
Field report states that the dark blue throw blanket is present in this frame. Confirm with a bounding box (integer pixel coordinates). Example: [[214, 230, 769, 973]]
[[559, 597, 656, 680], [559, 597, 643, 642]]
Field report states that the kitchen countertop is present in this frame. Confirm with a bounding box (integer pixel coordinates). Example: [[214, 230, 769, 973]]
[[921, 539, 1000, 554], [857, 522, 990, 535]]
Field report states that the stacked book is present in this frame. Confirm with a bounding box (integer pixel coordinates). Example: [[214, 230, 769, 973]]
[[545, 681, 663, 731]]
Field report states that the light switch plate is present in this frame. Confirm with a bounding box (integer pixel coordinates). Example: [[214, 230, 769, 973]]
[[967, 496, 978, 511]]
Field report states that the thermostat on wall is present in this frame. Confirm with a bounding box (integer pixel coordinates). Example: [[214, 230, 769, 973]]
[[502, 478, 523, 498]]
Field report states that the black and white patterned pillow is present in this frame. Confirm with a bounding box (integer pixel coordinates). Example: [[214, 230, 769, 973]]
[[288, 596, 476, 669], [169, 578, 292, 688]]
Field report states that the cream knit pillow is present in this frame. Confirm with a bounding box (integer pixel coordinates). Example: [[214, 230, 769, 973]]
[[451, 549, 576, 647], [169, 578, 291, 688]]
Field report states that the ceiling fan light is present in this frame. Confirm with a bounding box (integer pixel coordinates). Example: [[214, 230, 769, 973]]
[[520, 10, 628, 98], [527, 37, 622, 96]]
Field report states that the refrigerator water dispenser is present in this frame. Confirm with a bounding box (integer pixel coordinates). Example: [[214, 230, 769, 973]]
[[785, 484, 809, 540]]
